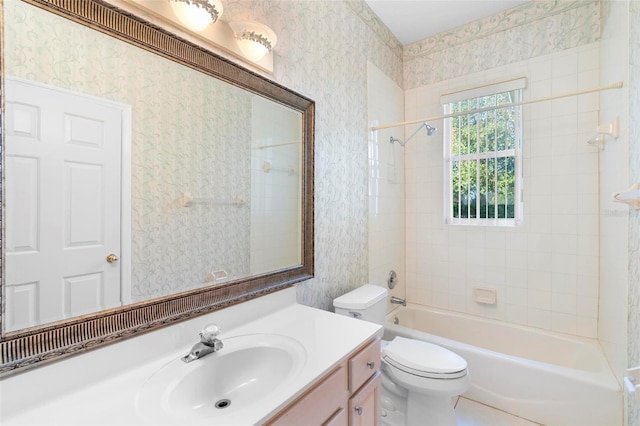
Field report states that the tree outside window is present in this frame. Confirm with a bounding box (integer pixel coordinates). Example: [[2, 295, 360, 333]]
[[445, 87, 522, 225]]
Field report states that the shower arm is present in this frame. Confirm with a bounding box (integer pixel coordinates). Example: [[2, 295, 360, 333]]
[[390, 122, 431, 146]]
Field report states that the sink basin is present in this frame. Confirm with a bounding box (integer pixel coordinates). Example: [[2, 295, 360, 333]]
[[136, 333, 307, 424]]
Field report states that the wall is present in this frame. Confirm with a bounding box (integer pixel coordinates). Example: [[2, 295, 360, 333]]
[[402, 1, 603, 338], [367, 62, 406, 308], [599, 0, 630, 386]]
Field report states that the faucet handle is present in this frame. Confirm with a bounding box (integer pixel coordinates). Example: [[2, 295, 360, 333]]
[[200, 323, 221, 343]]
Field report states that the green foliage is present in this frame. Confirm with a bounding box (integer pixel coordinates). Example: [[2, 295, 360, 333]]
[[449, 90, 518, 220]]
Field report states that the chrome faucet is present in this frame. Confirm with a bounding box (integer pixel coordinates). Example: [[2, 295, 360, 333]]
[[390, 296, 406, 307], [181, 323, 224, 363]]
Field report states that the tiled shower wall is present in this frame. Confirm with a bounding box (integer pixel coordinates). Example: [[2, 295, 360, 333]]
[[402, 1, 603, 338], [250, 97, 302, 275], [367, 62, 406, 309], [599, 0, 630, 386]]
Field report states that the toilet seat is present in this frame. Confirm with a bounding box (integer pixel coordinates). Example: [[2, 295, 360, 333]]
[[382, 337, 467, 379]]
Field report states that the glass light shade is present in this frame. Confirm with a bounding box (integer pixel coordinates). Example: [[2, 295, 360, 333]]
[[169, 0, 223, 32], [236, 38, 269, 62], [229, 21, 277, 62]]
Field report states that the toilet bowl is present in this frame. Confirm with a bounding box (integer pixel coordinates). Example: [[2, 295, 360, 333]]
[[383, 337, 469, 394], [381, 337, 470, 425], [333, 285, 470, 426]]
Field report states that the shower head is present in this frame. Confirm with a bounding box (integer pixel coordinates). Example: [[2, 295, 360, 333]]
[[389, 122, 437, 147]]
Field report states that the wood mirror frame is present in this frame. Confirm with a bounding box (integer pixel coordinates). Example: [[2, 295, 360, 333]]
[[0, 0, 314, 376]]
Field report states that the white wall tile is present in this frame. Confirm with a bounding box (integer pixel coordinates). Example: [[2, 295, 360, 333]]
[[528, 289, 552, 310], [528, 308, 552, 330], [552, 292, 577, 315], [552, 272, 578, 295], [552, 312, 577, 334]]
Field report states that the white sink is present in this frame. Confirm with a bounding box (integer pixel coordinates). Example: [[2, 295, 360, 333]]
[[136, 333, 307, 424]]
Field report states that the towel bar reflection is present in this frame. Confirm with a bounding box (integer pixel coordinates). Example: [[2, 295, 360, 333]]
[[181, 192, 245, 207], [263, 161, 294, 175], [253, 140, 301, 150]]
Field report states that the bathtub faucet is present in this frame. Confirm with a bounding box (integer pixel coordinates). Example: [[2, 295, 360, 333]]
[[390, 296, 406, 307]]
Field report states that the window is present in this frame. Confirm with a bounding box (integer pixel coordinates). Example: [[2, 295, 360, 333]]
[[443, 79, 525, 226]]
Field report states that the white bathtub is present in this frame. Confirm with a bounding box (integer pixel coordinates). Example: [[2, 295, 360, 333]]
[[383, 304, 622, 426]]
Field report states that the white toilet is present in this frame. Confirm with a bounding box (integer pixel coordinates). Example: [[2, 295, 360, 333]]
[[334, 284, 470, 426]]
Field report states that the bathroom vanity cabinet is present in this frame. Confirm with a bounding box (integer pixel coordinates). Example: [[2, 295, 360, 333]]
[[267, 338, 381, 426], [0, 289, 384, 426]]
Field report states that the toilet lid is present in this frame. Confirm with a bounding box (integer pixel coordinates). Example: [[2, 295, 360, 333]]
[[382, 337, 467, 378]]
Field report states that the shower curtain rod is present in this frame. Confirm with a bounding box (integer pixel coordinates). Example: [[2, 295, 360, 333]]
[[253, 140, 301, 150], [370, 81, 624, 132]]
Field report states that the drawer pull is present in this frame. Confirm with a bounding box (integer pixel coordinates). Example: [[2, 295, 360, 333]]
[[355, 406, 363, 415], [366, 361, 375, 369]]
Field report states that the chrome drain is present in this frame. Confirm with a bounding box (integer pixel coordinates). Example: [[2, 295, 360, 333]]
[[215, 399, 231, 409]]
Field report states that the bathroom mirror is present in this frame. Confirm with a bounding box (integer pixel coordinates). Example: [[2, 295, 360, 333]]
[[0, 0, 314, 375]]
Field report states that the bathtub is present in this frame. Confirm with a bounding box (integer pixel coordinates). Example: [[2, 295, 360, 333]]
[[383, 304, 622, 426]]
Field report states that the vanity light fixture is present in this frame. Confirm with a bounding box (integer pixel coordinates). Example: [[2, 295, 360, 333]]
[[229, 21, 277, 62], [169, 0, 223, 32]]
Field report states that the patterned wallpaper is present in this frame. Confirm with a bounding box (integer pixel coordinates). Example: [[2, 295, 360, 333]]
[[4, 0, 252, 302], [628, 1, 640, 423], [629, 0, 640, 362], [344, 0, 403, 63], [403, 0, 601, 89]]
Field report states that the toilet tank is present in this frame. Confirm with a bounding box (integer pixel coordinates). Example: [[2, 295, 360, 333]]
[[333, 284, 388, 325]]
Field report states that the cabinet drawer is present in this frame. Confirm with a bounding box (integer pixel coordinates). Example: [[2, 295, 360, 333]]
[[349, 338, 380, 393], [268, 363, 348, 426]]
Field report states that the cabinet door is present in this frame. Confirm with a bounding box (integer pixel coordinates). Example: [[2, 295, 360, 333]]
[[349, 372, 381, 426], [323, 407, 347, 426], [268, 364, 348, 426]]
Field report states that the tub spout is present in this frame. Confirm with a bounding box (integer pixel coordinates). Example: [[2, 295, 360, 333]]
[[390, 296, 406, 307]]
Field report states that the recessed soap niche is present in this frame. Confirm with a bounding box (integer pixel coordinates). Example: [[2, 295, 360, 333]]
[[473, 287, 497, 305]]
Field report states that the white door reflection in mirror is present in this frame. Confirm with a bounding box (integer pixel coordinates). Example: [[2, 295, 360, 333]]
[[4, 78, 130, 331]]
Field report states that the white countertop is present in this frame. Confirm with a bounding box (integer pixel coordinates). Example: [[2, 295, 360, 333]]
[[0, 287, 382, 425]]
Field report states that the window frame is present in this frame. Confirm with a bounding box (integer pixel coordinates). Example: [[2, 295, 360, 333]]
[[442, 78, 525, 226]]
